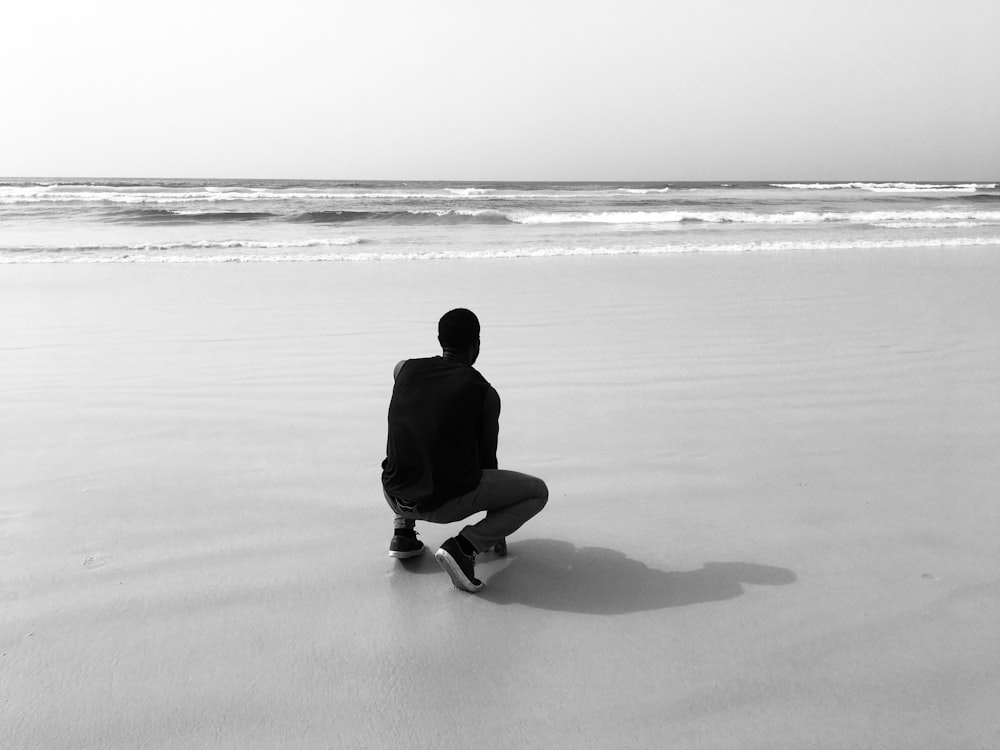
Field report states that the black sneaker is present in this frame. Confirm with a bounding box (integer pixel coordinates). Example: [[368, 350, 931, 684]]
[[435, 537, 483, 592], [389, 533, 424, 559]]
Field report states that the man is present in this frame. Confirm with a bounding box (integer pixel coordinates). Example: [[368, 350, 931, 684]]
[[381, 308, 548, 593]]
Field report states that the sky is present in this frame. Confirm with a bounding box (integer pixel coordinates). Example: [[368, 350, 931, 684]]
[[3, 0, 999, 181]]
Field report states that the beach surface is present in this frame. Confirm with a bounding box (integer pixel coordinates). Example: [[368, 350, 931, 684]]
[[3, 249, 999, 749]]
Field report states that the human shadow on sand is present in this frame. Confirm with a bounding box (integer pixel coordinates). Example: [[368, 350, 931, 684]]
[[419, 539, 797, 615]]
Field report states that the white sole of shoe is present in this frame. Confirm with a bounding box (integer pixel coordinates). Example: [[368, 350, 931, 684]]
[[389, 547, 424, 559], [434, 548, 483, 592]]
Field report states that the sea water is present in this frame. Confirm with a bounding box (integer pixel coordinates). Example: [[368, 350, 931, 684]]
[[1, 179, 999, 263]]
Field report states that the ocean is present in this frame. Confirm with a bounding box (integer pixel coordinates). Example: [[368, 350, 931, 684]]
[[1, 178, 999, 263]]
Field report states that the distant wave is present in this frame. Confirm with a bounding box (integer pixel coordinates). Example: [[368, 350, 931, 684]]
[[8, 185, 1000, 227], [5, 182, 998, 207], [0, 188, 677, 205], [1, 185, 599, 204], [960, 192, 1000, 202], [288, 209, 512, 225], [772, 182, 996, 193], [75, 206, 516, 225], [0, 187, 398, 204], [5, 236, 999, 264], [12, 201, 1000, 227], [90, 206, 1000, 227], [513, 209, 1000, 225], [875, 221, 991, 229], [109, 208, 277, 223]]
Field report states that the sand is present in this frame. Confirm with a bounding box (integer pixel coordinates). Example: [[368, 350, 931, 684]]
[[2, 249, 999, 749]]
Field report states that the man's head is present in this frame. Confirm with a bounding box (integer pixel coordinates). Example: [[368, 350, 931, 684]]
[[438, 308, 481, 364]]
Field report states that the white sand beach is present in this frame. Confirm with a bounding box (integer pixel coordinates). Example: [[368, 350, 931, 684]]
[[3, 249, 999, 748]]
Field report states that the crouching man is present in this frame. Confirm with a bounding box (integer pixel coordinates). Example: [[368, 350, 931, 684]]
[[381, 308, 548, 592]]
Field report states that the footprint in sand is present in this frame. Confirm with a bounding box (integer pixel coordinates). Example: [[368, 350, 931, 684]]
[[83, 554, 109, 570]]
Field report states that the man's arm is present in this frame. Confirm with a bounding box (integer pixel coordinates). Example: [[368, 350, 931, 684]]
[[393, 360, 408, 381], [478, 386, 501, 470]]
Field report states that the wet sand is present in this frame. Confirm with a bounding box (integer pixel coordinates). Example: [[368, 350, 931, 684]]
[[2, 248, 999, 748]]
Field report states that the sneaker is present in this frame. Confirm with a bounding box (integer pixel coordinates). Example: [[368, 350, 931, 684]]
[[435, 537, 483, 592], [389, 533, 424, 559]]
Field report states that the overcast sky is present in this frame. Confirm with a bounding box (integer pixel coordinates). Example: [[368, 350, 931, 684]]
[[4, 0, 999, 181]]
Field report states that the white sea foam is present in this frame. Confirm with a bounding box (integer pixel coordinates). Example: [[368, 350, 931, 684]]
[[5, 236, 999, 264], [0, 185, 580, 204], [444, 187, 493, 196], [774, 182, 995, 192], [0, 237, 366, 256], [0, 187, 375, 204], [875, 221, 990, 229]]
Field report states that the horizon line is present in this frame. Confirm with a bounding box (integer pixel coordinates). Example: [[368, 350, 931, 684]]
[[3, 176, 998, 184]]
